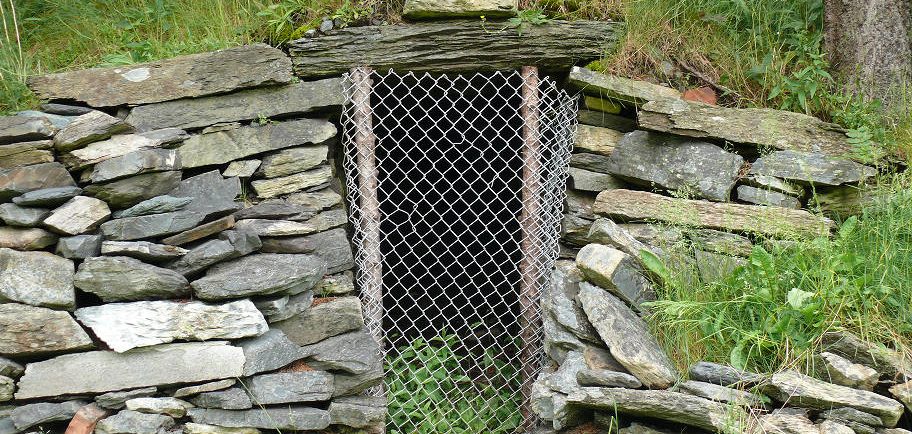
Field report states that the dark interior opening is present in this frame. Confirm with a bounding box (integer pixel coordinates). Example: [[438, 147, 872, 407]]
[[369, 72, 527, 354]]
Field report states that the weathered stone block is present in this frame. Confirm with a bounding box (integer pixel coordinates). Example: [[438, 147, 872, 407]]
[[237, 329, 305, 376], [10, 400, 86, 431], [167, 230, 261, 276], [93, 409, 174, 434], [0, 140, 54, 169], [569, 67, 681, 105], [0, 203, 49, 227], [86, 171, 183, 209], [0, 162, 75, 201], [90, 149, 180, 183], [187, 407, 330, 431], [256, 145, 328, 179], [246, 371, 334, 404], [0, 248, 75, 309], [251, 166, 333, 199], [161, 215, 235, 246], [61, 128, 188, 170], [299, 330, 381, 374], [750, 150, 876, 186], [53, 111, 132, 152], [0, 116, 56, 145], [101, 241, 187, 263], [274, 296, 364, 346], [260, 227, 353, 273], [0, 227, 57, 250], [403, 0, 516, 18], [74, 256, 190, 302], [42, 196, 111, 235], [189, 388, 252, 410], [576, 244, 655, 310], [191, 253, 325, 300], [12, 186, 82, 207], [112, 195, 192, 219], [124, 397, 193, 418], [0, 304, 93, 357]]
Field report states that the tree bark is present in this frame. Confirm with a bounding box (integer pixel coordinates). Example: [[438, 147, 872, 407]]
[[824, 0, 912, 111]]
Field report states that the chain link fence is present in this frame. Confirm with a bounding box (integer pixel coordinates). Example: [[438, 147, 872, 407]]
[[340, 68, 576, 433]]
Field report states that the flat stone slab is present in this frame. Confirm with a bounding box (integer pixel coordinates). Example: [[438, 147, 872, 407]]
[[274, 296, 364, 346], [100, 209, 204, 240], [568, 167, 624, 192], [688, 361, 765, 387], [566, 387, 744, 432], [125, 397, 193, 418], [0, 116, 56, 145], [576, 244, 654, 310], [328, 396, 386, 429], [12, 186, 82, 207], [0, 140, 54, 169], [189, 387, 252, 410], [0, 162, 75, 201], [818, 351, 879, 391], [763, 370, 904, 427], [0, 203, 49, 226], [86, 171, 184, 209], [167, 230, 261, 276], [676, 380, 763, 406], [256, 145, 328, 179], [578, 283, 677, 389], [101, 241, 188, 263], [187, 407, 330, 431], [75, 299, 267, 352], [606, 130, 743, 201], [736, 185, 801, 208], [246, 371, 334, 404], [74, 256, 190, 302], [0, 227, 57, 250], [0, 304, 93, 357], [223, 160, 260, 178], [0, 357, 24, 378], [113, 196, 192, 219], [251, 165, 333, 199], [90, 149, 181, 184], [750, 150, 876, 186], [173, 379, 236, 399], [94, 409, 174, 434], [236, 209, 347, 237], [0, 248, 75, 309], [15, 342, 244, 399], [53, 111, 133, 152], [889, 381, 912, 411], [161, 215, 235, 246], [299, 330, 381, 374], [594, 189, 834, 240], [43, 196, 111, 235], [822, 331, 912, 383], [191, 253, 325, 300], [568, 67, 681, 105], [638, 98, 855, 157], [260, 227, 353, 273], [61, 128, 188, 170], [96, 387, 157, 410], [178, 119, 335, 168], [184, 423, 262, 434], [126, 78, 342, 131], [10, 400, 86, 431], [403, 0, 516, 18], [28, 44, 292, 107], [168, 170, 242, 221], [237, 329, 305, 376]]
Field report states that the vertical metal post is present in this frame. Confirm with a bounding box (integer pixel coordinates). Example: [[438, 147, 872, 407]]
[[518, 65, 542, 432]]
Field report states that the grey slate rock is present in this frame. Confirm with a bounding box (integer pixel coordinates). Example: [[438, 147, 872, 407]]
[[16, 110, 74, 129], [74, 256, 190, 302], [822, 331, 912, 383], [222, 160, 260, 178], [53, 110, 133, 152], [568, 167, 625, 193], [94, 409, 174, 434], [676, 380, 763, 406], [0, 248, 75, 309], [10, 400, 86, 431], [75, 299, 267, 352], [168, 170, 241, 221], [0, 139, 54, 169], [0, 304, 94, 357], [285, 188, 343, 212], [0, 227, 57, 250], [237, 329, 305, 376], [257, 290, 313, 323], [187, 407, 330, 431], [0, 162, 76, 201], [818, 351, 880, 391], [61, 128, 188, 171], [42, 196, 111, 235], [173, 380, 236, 399], [569, 152, 614, 176], [183, 423, 262, 434], [39, 103, 93, 116], [744, 173, 806, 197], [686, 228, 754, 257], [177, 119, 336, 168], [126, 78, 342, 131], [333, 365, 384, 397], [113, 196, 193, 219], [189, 388, 252, 410], [576, 369, 642, 388], [167, 230, 261, 276], [751, 150, 877, 186], [56, 234, 103, 259], [274, 296, 364, 346], [235, 209, 347, 237], [85, 171, 183, 209], [578, 283, 677, 389], [607, 130, 744, 201], [576, 244, 655, 311], [688, 361, 766, 387], [819, 407, 884, 428], [250, 166, 333, 199], [260, 227, 353, 273], [101, 241, 188, 263], [12, 186, 82, 207], [125, 397, 193, 418], [0, 357, 24, 379], [314, 272, 355, 296], [191, 253, 325, 300], [328, 396, 386, 429], [299, 330, 381, 374], [256, 145, 329, 179], [234, 200, 309, 220], [96, 387, 158, 410], [90, 149, 181, 183], [15, 342, 245, 399], [0, 376, 12, 402], [0, 203, 49, 226], [100, 210, 204, 241], [0, 417, 12, 434], [737, 185, 801, 208], [246, 371, 334, 404], [542, 260, 600, 343], [0, 116, 56, 145]]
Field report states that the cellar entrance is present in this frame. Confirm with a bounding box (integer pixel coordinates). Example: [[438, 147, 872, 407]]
[[340, 68, 576, 433]]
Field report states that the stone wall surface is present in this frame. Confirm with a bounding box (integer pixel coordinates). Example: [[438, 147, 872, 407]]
[[1, 43, 384, 434]]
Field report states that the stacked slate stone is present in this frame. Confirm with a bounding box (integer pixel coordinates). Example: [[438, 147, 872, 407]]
[[0, 44, 384, 434], [535, 67, 911, 433]]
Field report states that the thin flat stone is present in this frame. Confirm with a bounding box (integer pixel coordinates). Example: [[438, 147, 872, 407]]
[[184, 423, 261, 434], [299, 330, 381, 374], [187, 407, 330, 431], [568, 67, 681, 105], [40, 103, 93, 116], [191, 253, 325, 300], [0, 357, 24, 378], [93, 409, 174, 434], [822, 331, 912, 383], [576, 369, 642, 388], [0, 304, 93, 357], [74, 256, 190, 302], [0, 162, 75, 201], [12, 186, 81, 207], [10, 400, 86, 431], [125, 78, 342, 131], [173, 380, 236, 399], [166, 230, 261, 276], [251, 165, 333, 198], [234, 200, 309, 220], [161, 215, 235, 246], [189, 388, 252, 410], [42, 196, 111, 235], [568, 167, 625, 192], [90, 149, 181, 183], [15, 342, 245, 399], [676, 380, 763, 406], [0, 248, 75, 309], [85, 171, 183, 209], [100, 210, 204, 240], [101, 241, 188, 262], [124, 397, 193, 418], [235, 209, 347, 237], [403, 0, 516, 18], [259, 227, 354, 273], [236, 329, 305, 376], [328, 396, 386, 429], [688, 361, 766, 387], [750, 150, 876, 186], [168, 170, 241, 221], [53, 111, 133, 152], [61, 128, 188, 170], [245, 371, 334, 404], [112, 196, 193, 219], [0, 203, 49, 226], [576, 244, 655, 310], [75, 299, 267, 352], [0, 227, 57, 250], [285, 189, 343, 211], [222, 160, 260, 178], [178, 119, 335, 168], [96, 388, 157, 410], [256, 145, 328, 179], [0, 116, 56, 145], [0, 140, 54, 169], [818, 351, 880, 391], [28, 44, 292, 107]]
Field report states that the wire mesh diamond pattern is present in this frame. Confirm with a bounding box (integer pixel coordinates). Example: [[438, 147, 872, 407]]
[[341, 69, 576, 433]]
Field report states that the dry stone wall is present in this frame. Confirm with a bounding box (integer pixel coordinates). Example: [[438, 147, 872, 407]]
[[0, 44, 384, 434]]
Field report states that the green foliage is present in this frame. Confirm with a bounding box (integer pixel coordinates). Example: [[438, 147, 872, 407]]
[[506, 9, 549, 35], [386, 333, 521, 434], [257, 0, 376, 44], [647, 182, 912, 373]]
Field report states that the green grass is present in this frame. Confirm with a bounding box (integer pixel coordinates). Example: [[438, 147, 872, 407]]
[[643, 176, 912, 374]]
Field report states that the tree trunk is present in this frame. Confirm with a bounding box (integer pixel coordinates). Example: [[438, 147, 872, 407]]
[[824, 0, 912, 111]]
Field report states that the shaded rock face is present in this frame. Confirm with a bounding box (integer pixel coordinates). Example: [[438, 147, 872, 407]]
[[606, 130, 743, 201]]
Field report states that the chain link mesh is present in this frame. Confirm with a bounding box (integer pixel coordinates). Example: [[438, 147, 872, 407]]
[[340, 69, 576, 433]]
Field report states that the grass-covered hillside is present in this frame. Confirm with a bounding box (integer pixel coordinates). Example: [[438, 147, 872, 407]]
[[2, 0, 910, 375]]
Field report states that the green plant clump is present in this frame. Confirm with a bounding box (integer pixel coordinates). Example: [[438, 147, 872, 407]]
[[643, 178, 912, 374], [386, 333, 521, 434]]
